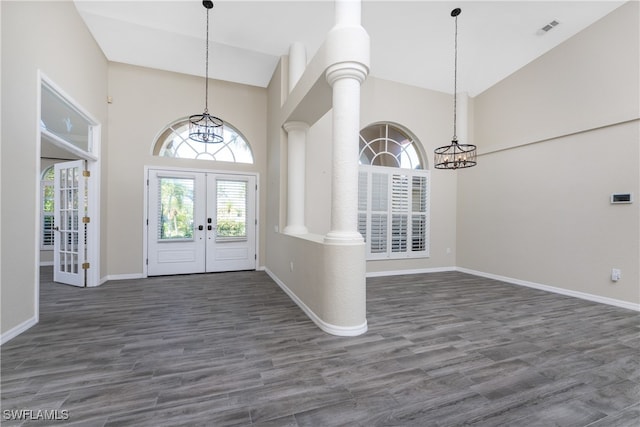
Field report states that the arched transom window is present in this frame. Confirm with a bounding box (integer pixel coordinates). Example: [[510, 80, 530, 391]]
[[154, 118, 254, 164], [359, 123, 424, 169], [358, 122, 430, 260]]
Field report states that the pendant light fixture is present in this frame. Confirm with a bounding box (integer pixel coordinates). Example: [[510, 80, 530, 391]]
[[434, 7, 477, 169], [189, 0, 223, 143]]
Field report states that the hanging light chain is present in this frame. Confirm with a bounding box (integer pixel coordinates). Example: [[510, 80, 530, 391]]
[[204, 4, 210, 114], [452, 9, 459, 142], [188, 1, 223, 144], [433, 7, 477, 170]]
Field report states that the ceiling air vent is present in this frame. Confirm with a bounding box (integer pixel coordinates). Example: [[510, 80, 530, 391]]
[[538, 19, 560, 35]]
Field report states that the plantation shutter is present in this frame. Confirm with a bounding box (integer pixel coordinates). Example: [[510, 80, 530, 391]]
[[216, 180, 248, 240], [411, 175, 428, 252], [41, 181, 55, 249], [358, 171, 368, 241], [391, 174, 409, 253], [358, 166, 429, 259]]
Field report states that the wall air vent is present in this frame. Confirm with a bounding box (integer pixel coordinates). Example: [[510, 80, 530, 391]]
[[611, 193, 633, 204], [537, 19, 560, 35]]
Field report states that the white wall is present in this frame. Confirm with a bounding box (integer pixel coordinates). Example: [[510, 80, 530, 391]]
[[1, 1, 108, 337], [458, 1, 640, 306], [106, 63, 267, 277]]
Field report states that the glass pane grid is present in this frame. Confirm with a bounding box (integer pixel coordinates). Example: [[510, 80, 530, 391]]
[[158, 120, 254, 164], [359, 123, 423, 169]]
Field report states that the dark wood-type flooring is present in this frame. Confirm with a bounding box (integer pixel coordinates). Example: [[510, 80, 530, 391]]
[[1, 268, 639, 426]]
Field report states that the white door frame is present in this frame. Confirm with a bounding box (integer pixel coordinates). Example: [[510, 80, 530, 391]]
[[36, 71, 102, 302], [143, 165, 260, 277]]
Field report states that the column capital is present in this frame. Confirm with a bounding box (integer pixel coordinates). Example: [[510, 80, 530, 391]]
[[283, 121, 310, 134], [325, 61, 368, 87]]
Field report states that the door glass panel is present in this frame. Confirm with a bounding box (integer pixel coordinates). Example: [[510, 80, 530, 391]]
[[216, 180, 247, 241], [158, 177, 195, 241], [58, 165, 80, 273]]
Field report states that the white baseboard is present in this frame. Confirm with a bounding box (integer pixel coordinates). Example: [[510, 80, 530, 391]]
[[265, 268, 368, 336], [367, 266, 456, 278], [456, 267, 640, 312], [100, 273, 146, 285], [1, 316, 37, 345]]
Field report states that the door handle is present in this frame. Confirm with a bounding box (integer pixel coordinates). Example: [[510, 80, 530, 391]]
[[198, 225, 204, 231], [53, 226, 60, 231], [207, 225, 213, 231]]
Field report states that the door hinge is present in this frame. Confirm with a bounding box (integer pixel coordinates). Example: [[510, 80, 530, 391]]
[[146, 219, 149, 225], [255, 219, 257, 225], [82, 262, 90, 270], [147, 179, 149, 186], [82, 216, 91, 224], [83, 170, 90, 178], [255, 254, 257, 260], [146, 258, 148, 265]]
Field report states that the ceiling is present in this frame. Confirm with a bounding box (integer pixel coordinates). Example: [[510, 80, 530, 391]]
[[74, 0, 625, 97]]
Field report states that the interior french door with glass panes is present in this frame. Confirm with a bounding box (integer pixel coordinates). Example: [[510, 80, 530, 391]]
[[53, 160, 87, 287], [147, 169, 256, 276]]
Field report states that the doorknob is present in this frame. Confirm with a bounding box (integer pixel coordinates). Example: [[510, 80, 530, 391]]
[[198, 225, 204, 231], [53, 226, 60, 231], [207, 225, 213, 231]]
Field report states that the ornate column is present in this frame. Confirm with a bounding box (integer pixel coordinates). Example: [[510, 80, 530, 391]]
[[288, 42, 306, 93], [283, 121, 309, 235], [324, 0, 368, 244], [324, 64, 367, 243]]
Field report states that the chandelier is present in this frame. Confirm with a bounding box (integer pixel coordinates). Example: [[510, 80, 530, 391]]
[[188, 0, 223, 143], [434, 8, 477, 170]]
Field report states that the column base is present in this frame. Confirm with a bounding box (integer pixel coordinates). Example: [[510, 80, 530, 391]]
[[283, 225, 309, 235], [324, 231, 364, 245]]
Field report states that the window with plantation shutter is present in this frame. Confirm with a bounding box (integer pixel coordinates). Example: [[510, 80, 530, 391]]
[[216, 179, 248, 241], [41, 166, 55, 250], [358, 123, 429, 260]]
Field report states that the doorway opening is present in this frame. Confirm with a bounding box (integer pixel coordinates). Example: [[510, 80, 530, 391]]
[[145, 168, 258, 276], [38, 73, 101, 292]]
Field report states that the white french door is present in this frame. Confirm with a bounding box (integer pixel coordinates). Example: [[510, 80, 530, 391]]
[[147, 169, 257, 276], [53, 160, 87, 287], [147, 171, 206, 275], [206, 174, 257, 272]]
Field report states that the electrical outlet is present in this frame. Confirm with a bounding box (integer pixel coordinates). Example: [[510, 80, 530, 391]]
[[611, 268, 622, 282]]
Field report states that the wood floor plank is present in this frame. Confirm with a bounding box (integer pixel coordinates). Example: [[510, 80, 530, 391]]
[[1, 268, 638, 426]]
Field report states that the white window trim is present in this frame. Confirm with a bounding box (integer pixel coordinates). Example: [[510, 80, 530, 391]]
[[359, 165, 430, 260]]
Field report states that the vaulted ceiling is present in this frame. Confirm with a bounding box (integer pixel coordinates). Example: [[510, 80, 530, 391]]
[[74, 1, 625, 97]]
